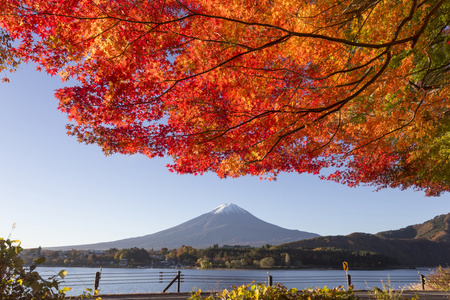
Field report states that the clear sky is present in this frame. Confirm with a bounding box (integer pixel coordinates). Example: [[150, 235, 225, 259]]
[[1, 62, 449, 249]]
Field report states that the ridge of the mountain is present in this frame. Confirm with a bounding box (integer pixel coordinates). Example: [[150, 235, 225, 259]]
[[281, 213, 450, 267], [376, 213, 449, 240], [49, 203, 320, 250]]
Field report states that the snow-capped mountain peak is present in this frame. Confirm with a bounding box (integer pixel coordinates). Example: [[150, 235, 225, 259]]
[[210, 203, 249, 215], [49, 203, 320, 250]]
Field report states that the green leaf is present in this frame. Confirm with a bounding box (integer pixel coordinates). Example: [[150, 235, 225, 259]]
[[60, 286, 72, 293], [58, 269, 67, 279], [34, 257, 46, 265]]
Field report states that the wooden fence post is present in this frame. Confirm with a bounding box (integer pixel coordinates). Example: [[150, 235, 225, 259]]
[[163, 271, 182, 293], [420, 274, 425, 290], [94, 267, 102, 291]]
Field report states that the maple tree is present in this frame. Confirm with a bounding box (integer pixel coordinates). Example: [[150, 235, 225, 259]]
[[0, 0, 449, 195], [0, 27, 19, 82]]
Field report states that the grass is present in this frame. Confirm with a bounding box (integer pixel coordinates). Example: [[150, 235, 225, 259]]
[[369, 278, 418, 300]]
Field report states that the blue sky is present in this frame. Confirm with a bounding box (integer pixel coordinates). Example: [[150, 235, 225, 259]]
[[1, 63, 449, 249]]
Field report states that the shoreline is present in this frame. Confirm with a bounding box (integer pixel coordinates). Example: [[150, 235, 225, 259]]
[[36, 264, 427, 271]]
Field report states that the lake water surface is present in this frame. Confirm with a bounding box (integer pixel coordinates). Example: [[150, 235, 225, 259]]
[[37, 267, 431, 296]]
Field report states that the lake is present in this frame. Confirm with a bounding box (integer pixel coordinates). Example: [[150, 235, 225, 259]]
[[37, 267, 432, 296]]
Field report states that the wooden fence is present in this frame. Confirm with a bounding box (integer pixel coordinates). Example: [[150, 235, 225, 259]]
[[59, 269, 427, 294]]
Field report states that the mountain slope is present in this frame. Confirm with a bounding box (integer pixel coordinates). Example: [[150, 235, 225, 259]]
[[281, 232, 450, 266], [281, 212, 450, 268], [52, 204, 319, 250], [376, 213, 449, 240]]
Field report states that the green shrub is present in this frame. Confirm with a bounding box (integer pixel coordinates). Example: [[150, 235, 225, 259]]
[[259, 257, 275, 269], [426, 266, 450, 291], [0, 238, 69, 299], [189, 282, 358, 300]]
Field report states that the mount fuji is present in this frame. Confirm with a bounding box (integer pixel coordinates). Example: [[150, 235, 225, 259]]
[[52, 204, 319, 250]]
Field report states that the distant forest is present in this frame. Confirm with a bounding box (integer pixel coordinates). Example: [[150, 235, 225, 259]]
[[21, 244, 399, 269]]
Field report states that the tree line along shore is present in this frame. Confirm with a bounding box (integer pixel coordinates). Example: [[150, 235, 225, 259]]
[[22, 244, 399, 269]]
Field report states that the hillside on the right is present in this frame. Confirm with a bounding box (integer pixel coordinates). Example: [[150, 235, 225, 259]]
[[282, 213, 450, 267]]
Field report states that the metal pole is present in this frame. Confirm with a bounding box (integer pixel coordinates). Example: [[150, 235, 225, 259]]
[[347, 274, 351, 288], [177, 271, 181, 293]]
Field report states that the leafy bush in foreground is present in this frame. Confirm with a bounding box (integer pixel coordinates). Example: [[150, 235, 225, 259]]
[[426, 266, 450, 291], [0, 238, 69, 299], [189, 282, 358, 300]]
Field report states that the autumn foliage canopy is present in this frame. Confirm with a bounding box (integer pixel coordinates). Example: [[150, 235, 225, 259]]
[[0, 0, 449, 195]]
